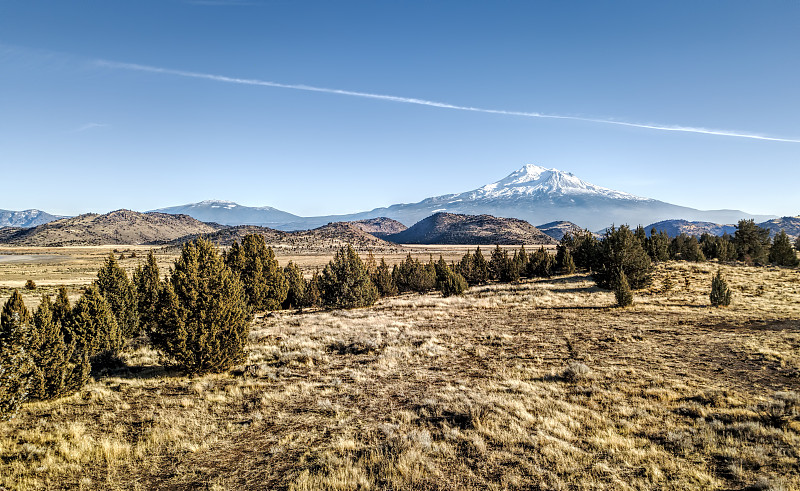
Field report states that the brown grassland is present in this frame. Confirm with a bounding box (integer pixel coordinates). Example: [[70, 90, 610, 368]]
[[0, 247, 798, 490]]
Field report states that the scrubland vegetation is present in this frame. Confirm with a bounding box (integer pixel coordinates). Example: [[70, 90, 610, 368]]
[[0, 218, 798, 489]]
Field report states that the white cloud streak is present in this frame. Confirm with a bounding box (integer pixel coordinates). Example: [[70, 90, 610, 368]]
[[71, 122, 108, 133], [96, 60, 800, 144]]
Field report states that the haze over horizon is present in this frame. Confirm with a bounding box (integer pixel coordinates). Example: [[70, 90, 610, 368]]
[[1, 1, 798, 217]]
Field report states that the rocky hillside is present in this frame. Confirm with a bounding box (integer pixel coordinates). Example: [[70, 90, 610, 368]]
[[0, 210, 223, 246], [644, 220, 737, 238], [284, 222, 399, 252], [758, 216, 800, 239], [536, 221, 584, 241], [349, 218, 408, 238], [169, 225, 288, 247], [384, 212, 556, 245], [171, 221, 398, 252]]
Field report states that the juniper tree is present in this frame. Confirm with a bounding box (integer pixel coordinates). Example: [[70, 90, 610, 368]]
[[320, 245, 378, 309], [769, 230, 799, 267], [393, 254, 435, 293], [796, 235, 800, 253], [29, 296, 89, 400], [434, 256, 450, 287], [634, 225, 647, 248], [437, 263, 468, 297], [96, 253, 139, 337], [52, 287, 73, 338], [226, 235, 288, 311], [710, 270, 732, 307], [133, 250, 161, 338], [456, 250, 473, 284], [372, 258, 398, 297], [734, 219, 771, 264], [304, 271, 322, 308], [593, 225, 653, 290], [701, 233, 735, 262], [645, 228, 671, 263], [0, 291, 34, 420], [613, 268, 634, 307], [560, 247, 576, 274], [489, 246, 508, 281], [154, 238, 250, 374], [528, 246, 555, 278], [514, 246, 529, 278], [471, 247, 489, 284], [71, 284, 123, 362], [282, 261, 307, 309], [683, 236, 706, 262], [571, 230, 600, 270]]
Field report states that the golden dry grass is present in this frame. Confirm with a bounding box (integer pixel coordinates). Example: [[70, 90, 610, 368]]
[[1, 257, 799, 490]]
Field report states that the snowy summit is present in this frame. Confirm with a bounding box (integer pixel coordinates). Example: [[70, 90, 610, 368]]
[[473, 164, 649, 201]]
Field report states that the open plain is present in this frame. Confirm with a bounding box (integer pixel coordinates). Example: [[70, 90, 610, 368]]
[[0, 246, 798, 490]]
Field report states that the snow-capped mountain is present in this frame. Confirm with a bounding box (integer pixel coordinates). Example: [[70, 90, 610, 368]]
[[466, 164, 648, 202], [308, 164, 771, 231], [0, 209, 65, 228], [150, 200, 300, 227], [153, 165, 774, 232]]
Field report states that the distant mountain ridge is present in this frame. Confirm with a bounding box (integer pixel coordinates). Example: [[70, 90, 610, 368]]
[[0, 209, 65, 228], [644, 217, 800, 239], [149, 165, 774, 231], [0, 210, 223, 246], [384, 212, 556, 245], [151, 200, 300, 228]]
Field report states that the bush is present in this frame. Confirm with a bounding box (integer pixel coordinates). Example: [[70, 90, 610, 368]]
[[24, 279, 36, 290], [710, 270, 732, 307], [320, 245, 379, 309], [154, 239, 250, 374]]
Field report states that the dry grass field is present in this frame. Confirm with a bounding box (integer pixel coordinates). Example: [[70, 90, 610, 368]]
[[1, 251, 798, 490]]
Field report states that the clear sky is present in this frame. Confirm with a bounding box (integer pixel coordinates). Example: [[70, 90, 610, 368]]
[[1, 1, 798, 217]]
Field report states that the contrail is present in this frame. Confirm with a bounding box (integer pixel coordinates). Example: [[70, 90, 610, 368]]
[[96, 60, 800, 144]]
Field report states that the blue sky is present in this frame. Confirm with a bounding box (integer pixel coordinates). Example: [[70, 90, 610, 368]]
[[1, 1, 798, 217]]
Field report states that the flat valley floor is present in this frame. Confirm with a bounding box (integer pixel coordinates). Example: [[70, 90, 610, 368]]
[[1, 247, 799, 490]]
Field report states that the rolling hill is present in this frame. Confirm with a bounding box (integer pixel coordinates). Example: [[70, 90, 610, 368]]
[[384, 212, 556, 245]]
